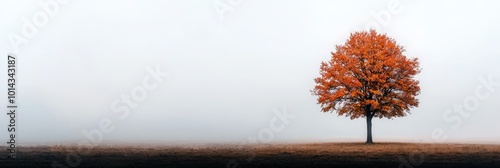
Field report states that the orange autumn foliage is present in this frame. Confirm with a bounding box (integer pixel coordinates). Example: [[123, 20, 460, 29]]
[[312, 30, 421, 120]]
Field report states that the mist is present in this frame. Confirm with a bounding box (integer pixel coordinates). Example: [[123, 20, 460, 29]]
[[0, 0, 499, 145]]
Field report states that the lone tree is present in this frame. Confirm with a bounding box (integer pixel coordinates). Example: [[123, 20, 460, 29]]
[[312, 30, 421, 144]]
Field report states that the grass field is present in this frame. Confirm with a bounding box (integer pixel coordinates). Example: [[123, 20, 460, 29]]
[[1, 143, 500, 167]]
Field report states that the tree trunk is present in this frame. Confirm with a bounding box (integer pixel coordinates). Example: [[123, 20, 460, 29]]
[[366, 114, 373, 144]]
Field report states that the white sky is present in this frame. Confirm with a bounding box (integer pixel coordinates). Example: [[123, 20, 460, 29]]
[[0, 0, 499, 144]]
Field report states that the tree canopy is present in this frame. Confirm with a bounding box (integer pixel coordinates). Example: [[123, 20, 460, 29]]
[[312, 30, 421, 143]]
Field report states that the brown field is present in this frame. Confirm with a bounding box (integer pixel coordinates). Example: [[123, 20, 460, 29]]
[[1, 143, 500, 168]]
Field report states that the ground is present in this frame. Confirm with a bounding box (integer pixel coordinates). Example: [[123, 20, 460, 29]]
[[1, 143, 500, 167]]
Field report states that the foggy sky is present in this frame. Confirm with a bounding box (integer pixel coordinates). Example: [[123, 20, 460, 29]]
[[0, 0, 499, 145]]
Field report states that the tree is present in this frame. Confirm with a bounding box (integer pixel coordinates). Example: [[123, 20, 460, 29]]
[[312, 30, 421, 144]]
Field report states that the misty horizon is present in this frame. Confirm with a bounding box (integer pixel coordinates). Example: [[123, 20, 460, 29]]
[[0, 0, 499, 146]]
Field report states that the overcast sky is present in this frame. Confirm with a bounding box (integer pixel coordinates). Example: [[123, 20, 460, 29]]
[[0, 0, 499, 145]]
